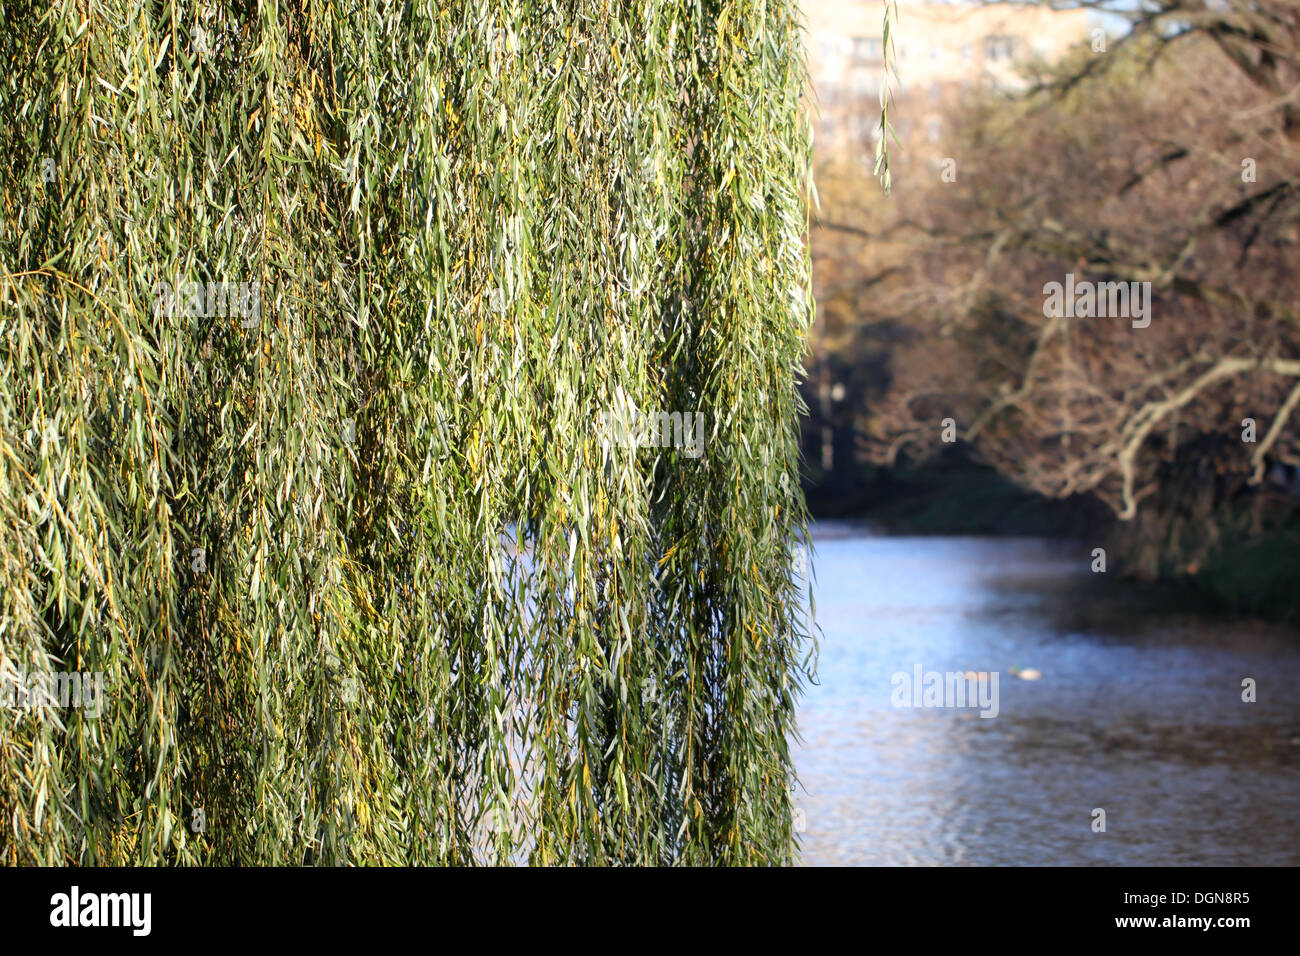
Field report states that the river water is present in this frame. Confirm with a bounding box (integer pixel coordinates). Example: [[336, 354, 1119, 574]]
[[793, 525, 1300, 865]]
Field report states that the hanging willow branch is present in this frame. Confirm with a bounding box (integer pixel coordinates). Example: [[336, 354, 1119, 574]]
[[0, 0, 815, 866]]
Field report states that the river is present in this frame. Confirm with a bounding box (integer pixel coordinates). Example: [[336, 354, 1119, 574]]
[[793, 525, 1300, 865]]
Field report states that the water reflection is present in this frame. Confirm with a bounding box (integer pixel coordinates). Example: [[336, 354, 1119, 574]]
[[794, 526, 1300, 865]]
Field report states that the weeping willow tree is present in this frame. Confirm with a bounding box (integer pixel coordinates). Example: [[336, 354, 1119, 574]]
[[0, 0, 815, 865]]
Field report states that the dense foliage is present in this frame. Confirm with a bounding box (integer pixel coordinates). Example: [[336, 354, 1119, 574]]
[[0, 0, 815, 865]]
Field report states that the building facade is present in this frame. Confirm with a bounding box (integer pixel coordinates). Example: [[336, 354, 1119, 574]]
[[807, 1, 1092, 157]]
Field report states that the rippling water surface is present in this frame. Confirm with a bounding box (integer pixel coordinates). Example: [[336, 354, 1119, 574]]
[[793, 526, 1300, 866]]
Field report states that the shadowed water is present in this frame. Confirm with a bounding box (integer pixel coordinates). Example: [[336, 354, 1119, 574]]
[[793, 525, 1300, 866]]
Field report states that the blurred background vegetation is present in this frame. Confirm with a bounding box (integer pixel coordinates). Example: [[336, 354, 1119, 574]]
[[801, 0, 1300, 621]]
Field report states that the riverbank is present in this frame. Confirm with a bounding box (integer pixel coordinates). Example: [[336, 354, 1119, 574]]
[[804, 458, 1300, 626]]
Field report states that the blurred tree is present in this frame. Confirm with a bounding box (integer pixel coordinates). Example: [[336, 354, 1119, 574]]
[[817, 0, 1300, 587]]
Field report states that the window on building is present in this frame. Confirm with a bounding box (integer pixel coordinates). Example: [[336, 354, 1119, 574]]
[[819, 34, 849, 59], [851, 37, 883, 64], [984, 35, 1016, 62]]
